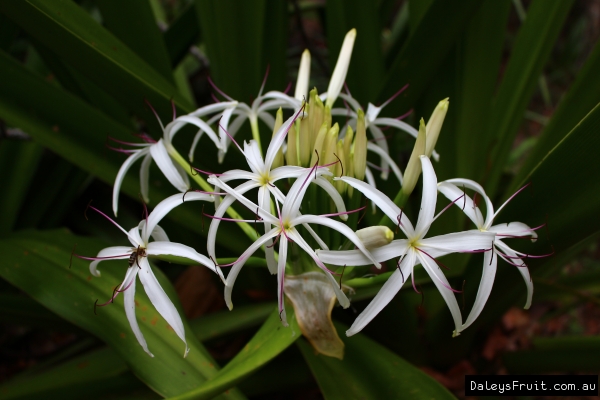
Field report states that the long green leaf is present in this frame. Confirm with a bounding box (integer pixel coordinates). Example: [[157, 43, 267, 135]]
[[482, 0, 574, 196], [164, 2, 201, 68], [0, 229, 244, 399], [0, 0, 193, 119], [298, 323, 455, 400], [170, 308, 301, 400]]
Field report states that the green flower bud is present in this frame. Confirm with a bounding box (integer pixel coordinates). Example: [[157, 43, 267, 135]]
[[311, 122, 329, 166], [343, 125, 354, 161], [308, 88, 324, 147], [286, 121, 299, 166], [298, 115, 311, 167], [322, 123, 340, 172], [401, 118, 427, 196], [425, 98, 449, 157]]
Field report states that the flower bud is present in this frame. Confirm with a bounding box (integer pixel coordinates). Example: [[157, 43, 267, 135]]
[[271, 108, 285, 169], [343, 125, 354, 160], [308, 88, 324, 146], [286, 121, 299, 166], [294, 49, 311, 101], [353, 109, 367, 181], [298, 114, 311, 167], [311, 122, 328, 166], [402, 118, 427, 196], [355, 226, 394, 249], [326, 28, 356, 107], [425, 98, 449, 157], [322, 123, 340, 172]]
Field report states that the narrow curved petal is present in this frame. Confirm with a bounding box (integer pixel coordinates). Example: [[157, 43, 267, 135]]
[[242, 140, 265, 174], [318, 239, 410, 266], [461, 250, 497, 330], [150, 225, 169, 242], [149, 140, 189, 192], [339, 177, 414, 235], [265, 113, 297, 171], [286, 229, 350, 309], [90, 246, 131, 277], [364, 166, 377, 214], [218, 169, 259, 183], [293, 214, 381, 268], [414, 156, 437, 238], [419, 231, 495, 254], [218, 105, 237, 152], [416, 251, 463, 336], [208, 177, 276, 223], [258, 186, 277, 274], [139, 152, 153, 204], [128, 227, 144, 248], [313, 177, 348, 221], [367, 142, 402, 184], [137, 258, 188, 357], [147, 241, 222, 280], [168, 115, 220, 149], [113, 149, 147, 216], [224, 229, 280, 310], [495, 241, 533, 309], [121, 269, 153, 356], [437, 182, 484, 228], [302, 222, 329, 250], [269, 166, 306, 181], [347, 250, 414, 336], [489, 222, 538, 240], [442, 178, 494, 228], [189, 101, 239, 118], [145, 192, 213, 242], [277, 238, 289, 326]]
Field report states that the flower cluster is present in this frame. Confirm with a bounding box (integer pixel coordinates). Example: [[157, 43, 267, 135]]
[[79, 29, 543, 358]]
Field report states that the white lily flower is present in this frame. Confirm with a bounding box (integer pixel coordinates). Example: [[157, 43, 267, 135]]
[[437, 179, 539, 330], [77, 193, 218, 357], [208, 167, 380, 327], [205, 110, 348, 275], [317, 156, 494, 336]]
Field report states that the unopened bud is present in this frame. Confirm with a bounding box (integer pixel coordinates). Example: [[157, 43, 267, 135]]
[[322, 123, 339, 171], [425, 98, 448, 157], [298, 115, 311, 167], [271, 108, 285, 169], [294, 49, 311, 101], [311, 122, 329, 166], [326, 28, 356, 108], [353, 109, 367, 181], [308, 89, 324, 146], [343, 125, 354, 160], [356, 226, 394, 249], [286, 122, 299, 166], [402, 118, 427, 196]]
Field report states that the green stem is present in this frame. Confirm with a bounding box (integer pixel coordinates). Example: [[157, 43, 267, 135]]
[[249, 115, 262, 154], [167, 145, 258, 242]]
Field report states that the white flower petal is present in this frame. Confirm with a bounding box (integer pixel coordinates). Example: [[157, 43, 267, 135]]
[[437, 182, 484, 228], [495, 241, 533, 309], [137, 258, 188, 357], [122, 269, 153, 356], [339, 176, 414, 235], [113, 149, 147, 216], [149, 140, 189, 192], [347, 250, 414, 336], [243, 140, 265, 174], [265, 113, 297, 172], [416, 251, 463, 336], [150, 225, 169, 242], [313, 177, 347, 221], [139, 152, 153, 204], [461, 250, 497, 330], [144, 192, 213, 242], [258, 186, 277, 275], [225, 229, 280, 310], [414, 156, 437, 238], [489, 222, 538, 241], [442, 178, 494, 228], [208, 177, 276, 223], [277, 238, 289, 327], [367, 142, 402, 184], [269, 166, 306, 182], [317, 239, 410, 266], [293, 214, 380, 268], [147, 241, 221, 280], [419, 231, 495, 254], [90, 246, 131, 277], [287, 229, 350, 308]]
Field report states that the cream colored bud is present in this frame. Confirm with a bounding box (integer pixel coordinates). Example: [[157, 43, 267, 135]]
[[353, 109, 367, 181], [402, 118, 427, 196], [308, 89, 324, 146], [324, 105, 332, 132], [271, 108, 285, 169], [294, 49, 311, 101], [298, 115, 312, 167], [286, 121, 299, 166], [347, 149, 355, 197], [343, 125, 354, 160], [311, 122, 328, 166], [322, 123, 340, 171], [356, 226, 394, 249], [425, 98, 449, 157], [334, 140, 346, 194], [326, 28, 356, 107]]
